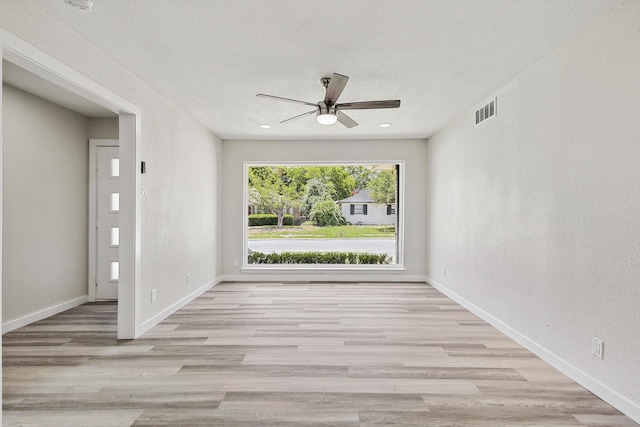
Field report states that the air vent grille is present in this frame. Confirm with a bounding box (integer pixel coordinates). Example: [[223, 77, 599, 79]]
[[475, 98, 497, 125]]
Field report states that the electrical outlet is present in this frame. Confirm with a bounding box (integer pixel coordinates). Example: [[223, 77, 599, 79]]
[[151, 289, 157, 302], [186, 274, 191, 285], [233, 259, 239, 267], [592, 337, 603, 359]]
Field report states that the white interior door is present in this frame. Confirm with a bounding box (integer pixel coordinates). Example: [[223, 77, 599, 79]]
[[96, 146, 120, 300]]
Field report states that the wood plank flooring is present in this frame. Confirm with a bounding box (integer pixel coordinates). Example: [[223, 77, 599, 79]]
[[3, 282, 638, 426]]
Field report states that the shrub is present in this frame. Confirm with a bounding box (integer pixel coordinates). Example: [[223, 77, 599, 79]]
[[301, 178, 336, 217], [247, 251, 391, 265], [308, 200, 346, 227], [248, 214, 293, 226]]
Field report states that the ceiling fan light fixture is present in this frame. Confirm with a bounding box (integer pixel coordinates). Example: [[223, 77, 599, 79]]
[[317, 113, 338, 125], [258, 73, 401, 128], [317, 104, 337, 125]]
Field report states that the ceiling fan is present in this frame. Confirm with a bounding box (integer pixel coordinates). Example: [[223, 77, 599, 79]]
[[257, 73, 400, 128]]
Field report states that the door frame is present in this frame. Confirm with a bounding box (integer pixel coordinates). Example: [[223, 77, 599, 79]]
[[1, 29, 142, 339], [88, 139, 119, 302]]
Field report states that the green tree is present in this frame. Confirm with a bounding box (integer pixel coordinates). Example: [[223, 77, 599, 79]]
[[309, 200, 346, 226], [369, 169, 396, 205], [303, 166, 355, 201], [280, 166, 309, 194], [248, 167, 300, 228], [301, 177, 336, 217], [345, 166, 375, 191], [324, 167, 356, 200], [248, 166, 274, 186]]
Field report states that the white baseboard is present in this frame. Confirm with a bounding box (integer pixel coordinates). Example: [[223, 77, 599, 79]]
[[2, 295, 88, 334], [426, 276, 640, 424], [221, 274, 428, 283], [137, 277, 221, 336]]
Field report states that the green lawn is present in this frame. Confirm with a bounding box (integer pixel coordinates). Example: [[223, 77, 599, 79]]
[[248, 222, 396, 239]]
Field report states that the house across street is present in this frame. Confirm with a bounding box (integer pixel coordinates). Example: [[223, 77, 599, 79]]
[[336, 189, 396, 226]]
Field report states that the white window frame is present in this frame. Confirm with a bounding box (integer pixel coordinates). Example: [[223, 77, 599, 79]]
[[242, 161, 405, 271]]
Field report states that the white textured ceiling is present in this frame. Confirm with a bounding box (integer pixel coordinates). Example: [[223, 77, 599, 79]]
[[34, 0, 619, 140]]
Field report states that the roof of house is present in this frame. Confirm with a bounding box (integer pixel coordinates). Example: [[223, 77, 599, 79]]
[[337, 189, 375, 204]]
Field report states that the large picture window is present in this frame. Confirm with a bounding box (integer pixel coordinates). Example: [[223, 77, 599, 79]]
[[243, 162, 403, 268]]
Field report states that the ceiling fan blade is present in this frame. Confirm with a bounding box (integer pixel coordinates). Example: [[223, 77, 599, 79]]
[[324, 73, 349, 106], [337, 110, 358, 128], [280, 109, 317, 124], [335, 100, 401, 110], [257, 93, 317, 107]]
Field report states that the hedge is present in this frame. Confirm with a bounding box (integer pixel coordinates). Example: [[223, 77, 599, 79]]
[[248, 251, 391, 265], [248, 214, 294, 226]]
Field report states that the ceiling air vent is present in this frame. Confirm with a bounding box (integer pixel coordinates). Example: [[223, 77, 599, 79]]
[[475, 98, 497, 126]]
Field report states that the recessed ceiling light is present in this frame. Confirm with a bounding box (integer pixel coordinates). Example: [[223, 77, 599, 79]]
[[259, 124, 271, 129], [64, 0, 93, 11], [379, 123, 391, 128]]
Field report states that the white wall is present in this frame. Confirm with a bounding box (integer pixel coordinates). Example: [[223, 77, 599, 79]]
[[426, 2, 640, 420], [88, 118, 118, 139], [221, 139, 427, 281], [2, 84, 88, 324], [0, 3, 222, 331], [139, 108, 221, 322]]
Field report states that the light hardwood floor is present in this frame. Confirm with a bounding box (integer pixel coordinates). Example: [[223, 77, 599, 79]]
[[3, 282, 638, 426]]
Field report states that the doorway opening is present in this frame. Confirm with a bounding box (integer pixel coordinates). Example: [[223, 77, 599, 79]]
[[1, 30, 141, 339]]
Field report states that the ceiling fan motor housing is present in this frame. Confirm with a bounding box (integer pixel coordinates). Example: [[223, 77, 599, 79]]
[[318, 102, 336, 116]]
